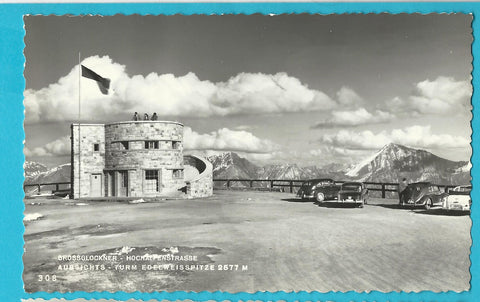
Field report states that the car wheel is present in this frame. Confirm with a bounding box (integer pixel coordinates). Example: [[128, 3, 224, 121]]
[[424, 198, 432, 210], [316, 192, 325, 202]]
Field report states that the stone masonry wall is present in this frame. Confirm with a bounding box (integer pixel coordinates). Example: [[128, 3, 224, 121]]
[[104, 121, 184, 197], [188, 169, 213, 198], [71, 124, 105, 199], [183, 155, 213, 198]]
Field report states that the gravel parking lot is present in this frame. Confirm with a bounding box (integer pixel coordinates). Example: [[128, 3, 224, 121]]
[[23, 190, 471, 293]]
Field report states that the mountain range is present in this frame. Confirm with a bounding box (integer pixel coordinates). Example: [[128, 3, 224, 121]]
[[24, 163, 71, 185], [344, 143, 470, 184], [24, 143, 471, 188], [206, 143, 470, 185]]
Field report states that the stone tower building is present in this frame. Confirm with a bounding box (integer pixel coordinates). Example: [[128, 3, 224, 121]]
[[70, 120, 212, 199]]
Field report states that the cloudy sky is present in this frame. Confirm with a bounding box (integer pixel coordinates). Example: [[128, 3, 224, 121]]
[[24, 14, 473, 168]]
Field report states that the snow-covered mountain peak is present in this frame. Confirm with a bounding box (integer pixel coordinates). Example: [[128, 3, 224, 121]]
[[24, 161, 48, 178], [346, 148, 384, 178], [345, 143, 469, 184], [24, 162, 71, 185]]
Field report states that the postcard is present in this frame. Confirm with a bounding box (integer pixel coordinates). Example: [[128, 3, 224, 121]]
[[0, 3, 477, 302], [22, 13, 473, 295]]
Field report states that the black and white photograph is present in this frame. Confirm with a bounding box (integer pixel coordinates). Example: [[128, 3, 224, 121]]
[[23, 13, 472, 293]]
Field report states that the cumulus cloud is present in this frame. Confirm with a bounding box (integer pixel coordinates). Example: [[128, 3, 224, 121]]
[[213, 72, 336, 114], [320, 125, 470, 150], [385, 96, 407, 114], [25, 127, 276, 157], [411, 76, 471, 114], [389, 126, 470, 149], [312, 108, 395, 128], [336, 86, 363, 107], [24, 135, 70, 157], [183, 127, 278, 153], [310, 146, 368, 157], [25, 55, 338, 124], [25, 56, 128, 124], [321, 129, 390, 150], [384, 77, 471, 116]]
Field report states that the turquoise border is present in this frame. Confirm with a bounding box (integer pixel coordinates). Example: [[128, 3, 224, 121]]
[[0, 2, 477, 301]]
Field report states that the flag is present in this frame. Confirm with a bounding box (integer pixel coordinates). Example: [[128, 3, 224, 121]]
[[81, 65, 111, 95]]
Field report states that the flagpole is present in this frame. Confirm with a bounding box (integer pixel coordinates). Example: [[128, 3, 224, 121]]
[[78, 52, 81, 199], [78, 52, 81, 121]]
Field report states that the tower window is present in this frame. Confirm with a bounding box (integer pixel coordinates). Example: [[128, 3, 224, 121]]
[[173, 169, 184, 179], [145, 141, 159, 149], [145, 170, 159, 192], [94, 143, 100, 151]]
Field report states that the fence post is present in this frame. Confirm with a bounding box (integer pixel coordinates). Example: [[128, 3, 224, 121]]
[[290, 181, 293, 193], [56, 183, 59, 192], [270, 180, 274, 190], [250, 180, 254, 188], [226, 180, 230, 188], [382, 184, 386, 198], [37, 184, 41, 193]]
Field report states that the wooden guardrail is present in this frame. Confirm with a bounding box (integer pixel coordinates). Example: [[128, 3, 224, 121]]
[[23, 182, 71, 194], [212, 179, 459, 198], [23, 180, 460, 199]]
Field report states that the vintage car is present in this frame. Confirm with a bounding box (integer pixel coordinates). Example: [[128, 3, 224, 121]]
[[444, 185, 471, 212], [337, 182, 369, 207], [297, 178, 340, 202], [399, 182, 448, 210]]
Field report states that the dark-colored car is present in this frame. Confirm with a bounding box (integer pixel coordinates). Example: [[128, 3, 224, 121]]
[[337, 182, 369, 207], [297, 179, 340, 202], [399, 182, 448, 210]]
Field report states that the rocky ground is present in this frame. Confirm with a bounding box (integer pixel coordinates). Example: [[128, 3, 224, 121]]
[[23, 190, 471, 293]]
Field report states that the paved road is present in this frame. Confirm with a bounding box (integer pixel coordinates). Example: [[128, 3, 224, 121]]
[[23, 190, 471, 293]]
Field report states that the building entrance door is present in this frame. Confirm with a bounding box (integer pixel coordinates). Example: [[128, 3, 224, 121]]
[[107, 171, 115, 197], [90, 174, 102, 197], [117, 171, 128, 197]]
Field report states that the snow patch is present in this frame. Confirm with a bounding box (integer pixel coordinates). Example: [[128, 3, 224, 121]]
[[162, 246, 179, 254], [110, 246, 135, 256], [129, 198, 147, 204], [30, 192, 54, 197], [346, 148, 384, 177], [24, 213, 43, 222], [457, 162, 472, 173]]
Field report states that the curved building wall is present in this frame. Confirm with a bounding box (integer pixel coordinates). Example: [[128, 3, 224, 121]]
[[104, 121, 184, 197], [183, 154, 213, 198]]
